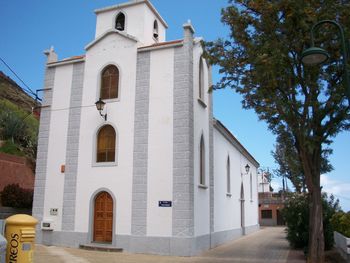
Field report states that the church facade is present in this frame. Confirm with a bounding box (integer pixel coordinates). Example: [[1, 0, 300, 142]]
[[33, 0, 260, 256]]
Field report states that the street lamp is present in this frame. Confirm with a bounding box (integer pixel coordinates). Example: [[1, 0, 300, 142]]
[[95, 98, 107, 121], [245, 164, 250, 174], [301, 47, 329, 65], [301, 20, 350, 101]]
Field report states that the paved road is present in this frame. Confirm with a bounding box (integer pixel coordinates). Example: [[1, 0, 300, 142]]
[[34, 227, 305, 263]]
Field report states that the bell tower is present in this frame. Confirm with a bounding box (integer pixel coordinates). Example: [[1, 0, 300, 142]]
[[94, 0, 168, 46]]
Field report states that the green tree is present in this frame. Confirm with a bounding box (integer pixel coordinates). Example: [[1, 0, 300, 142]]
[[0, 99, 38, 168], [272, 130, 333, 193], [282, 192, 341, 251], [205, 1, 350, 262], [0, 183, 33, 209], [272, 131, 305, 193], [331, 211, 350, 238]]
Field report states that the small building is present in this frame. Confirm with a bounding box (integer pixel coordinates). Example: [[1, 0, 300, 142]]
[[33, 0, 260, 256], [258, 173, 285, 226]]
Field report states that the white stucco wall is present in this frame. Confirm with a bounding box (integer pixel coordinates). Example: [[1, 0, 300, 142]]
[[43, 64, 73, 231], [146, 48, 174, 237], [74, 33, 137, 235], [213, 129, 241, 232], [244, 166, 259, 227], [193, 44, 210, 236], [95, 3, 166, 46], [213, 128, 259, 232], [143, 6, 166, 44]]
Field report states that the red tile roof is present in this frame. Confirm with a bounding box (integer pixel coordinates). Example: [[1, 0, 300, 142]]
[[138, 39, 183, 50], [48, 55, 85, 65]]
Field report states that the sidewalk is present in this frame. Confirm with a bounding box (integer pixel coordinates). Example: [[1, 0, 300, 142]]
[[287, 248, 306, 263], [34, 227, 306, 263]]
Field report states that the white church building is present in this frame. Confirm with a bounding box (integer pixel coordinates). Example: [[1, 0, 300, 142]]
[[33, 0, 260, 256]]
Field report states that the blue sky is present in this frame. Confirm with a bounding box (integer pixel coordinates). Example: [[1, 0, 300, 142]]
[[1, 0, 349, 211]]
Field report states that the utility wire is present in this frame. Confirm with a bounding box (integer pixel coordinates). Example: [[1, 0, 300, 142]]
[[0, 56, 37, 97]]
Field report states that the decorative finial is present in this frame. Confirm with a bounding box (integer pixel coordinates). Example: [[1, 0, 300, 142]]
[[43, 46, 58, 64]]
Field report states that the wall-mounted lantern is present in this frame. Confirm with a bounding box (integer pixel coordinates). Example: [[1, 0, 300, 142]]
[[245, 164, 250, 174], [95, 98, 107, 121]]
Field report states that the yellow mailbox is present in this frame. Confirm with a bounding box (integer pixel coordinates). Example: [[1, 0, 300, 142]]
[[5, 214, 38, 263]]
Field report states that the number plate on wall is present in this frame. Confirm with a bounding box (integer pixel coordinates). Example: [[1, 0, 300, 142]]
[[158, 201, 172, 207]]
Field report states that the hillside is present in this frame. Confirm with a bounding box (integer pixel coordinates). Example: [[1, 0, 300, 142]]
[[0, 71, 37, 112], [0, 71, 39, 171]]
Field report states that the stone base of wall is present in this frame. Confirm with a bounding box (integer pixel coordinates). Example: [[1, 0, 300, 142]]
[[35, 225, 260, 256]]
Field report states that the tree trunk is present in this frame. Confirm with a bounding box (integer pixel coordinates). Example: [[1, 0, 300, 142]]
[[307, 176, 324, 263], [297, 142, 324, 263]]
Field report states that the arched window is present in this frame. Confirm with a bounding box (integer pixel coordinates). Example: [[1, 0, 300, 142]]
[[200, 135, 205, 185], [227, 156, 231, 194], [199, 58, 204, 100], [153, 20, 159, 39], [97, 125, 116, 162], [101, 65, 119, 100], [115, 13, 125, 31]]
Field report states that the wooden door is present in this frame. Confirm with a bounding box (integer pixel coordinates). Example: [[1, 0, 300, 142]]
[[93, 192, 113, 243], [277, 209, 285, 226]]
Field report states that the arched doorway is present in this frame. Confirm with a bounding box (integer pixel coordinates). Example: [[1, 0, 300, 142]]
[[240, 183, 245, 235], [93, 191, 113, 243]]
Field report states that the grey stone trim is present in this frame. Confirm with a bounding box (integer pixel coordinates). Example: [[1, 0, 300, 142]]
[[36, 227, 259, 256], [128, 235, 209, 256], [62, 62, 85, 231], [131, 51, 151, 236], [172, 24, 195, 237], [208, 65, 214, 236], [244, 224, 260, 235], [194, 234, 211, 254], [38, 231, 88, 247], [37, 231, 126, 249], [127, 230, 259, 256], [211, 228, 243, 248], [32, 67, 55, 222]]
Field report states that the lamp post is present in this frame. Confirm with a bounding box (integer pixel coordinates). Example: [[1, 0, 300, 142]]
[[95, 98, 107, 121], [301, 20, 350, 102]]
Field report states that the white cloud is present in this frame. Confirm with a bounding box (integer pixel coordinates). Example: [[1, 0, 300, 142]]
[[270, 180, 282, 192], [321, 174, 350, 196], [321, 174, 350, 211]]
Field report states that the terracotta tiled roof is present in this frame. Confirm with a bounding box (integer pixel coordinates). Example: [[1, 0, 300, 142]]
[[138, 39, 183, 50], [65, 55, 85, 60], [48, 55, 85, 65]]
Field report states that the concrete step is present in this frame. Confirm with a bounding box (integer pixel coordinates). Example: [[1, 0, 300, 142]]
[[79, 243, 123, 252]]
